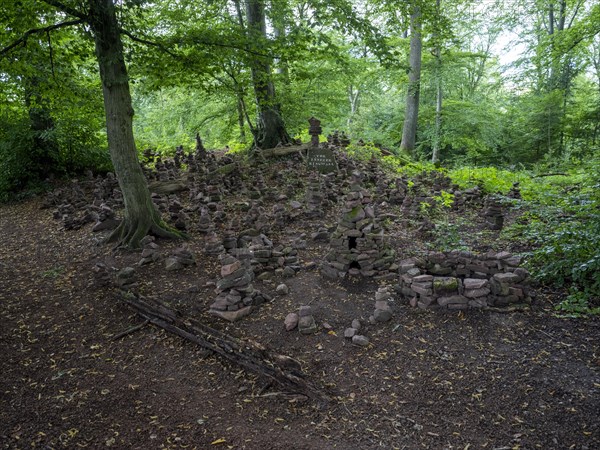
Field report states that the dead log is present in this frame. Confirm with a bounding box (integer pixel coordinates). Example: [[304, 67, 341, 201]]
[[259, 143, 310, 158], [121, 293, 329, 403], [148, 180, 188, 195]]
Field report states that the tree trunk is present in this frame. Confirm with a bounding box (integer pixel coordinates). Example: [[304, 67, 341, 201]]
[[432, 73, 442, 164], [245, 0, 290, 149], [348, 84, 360, 128], [400, 4, 422, 155], [87, 0, 183, 248], [431, 0, 442, 165]]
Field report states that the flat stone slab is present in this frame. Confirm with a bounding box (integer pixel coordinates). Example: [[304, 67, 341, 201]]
[[352, 335, 370, 346], [209, 305, 252, 322]]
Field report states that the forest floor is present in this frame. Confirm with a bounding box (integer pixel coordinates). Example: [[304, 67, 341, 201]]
[[1, 164, 600, 450]]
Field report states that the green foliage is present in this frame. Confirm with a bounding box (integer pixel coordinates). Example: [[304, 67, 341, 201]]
[[344, 142, 383, 161], [428, 220, 470, 252], [501, 162, 600, 313], [449, 167, 523, 195]]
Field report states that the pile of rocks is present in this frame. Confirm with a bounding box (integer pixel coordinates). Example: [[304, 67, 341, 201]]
[[371, 286, 393, 323], [197, 208, 213, 234], [284, 305, 318, 334], [483, 196, 504, 230], [165, 246, 196, 271], [138, 236, 161, 266], [321, 172, 396, 279], [305, 173, 326, 218], [397, 251, 531, 310], [452, 186, 484, 209], [115, 267, 137, 290], [209, 254, 270, 322], [204, 230, 225, 255], [249, 238, 300, 278], [91, 204, 120, 232], [507, 182, 522, 199], [388, 177, 409, 205]]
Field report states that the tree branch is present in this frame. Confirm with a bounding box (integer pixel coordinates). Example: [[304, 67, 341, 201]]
[[120, 28, 179, 58], [0, 19, 84, 56], [40, 0, 87, 20]]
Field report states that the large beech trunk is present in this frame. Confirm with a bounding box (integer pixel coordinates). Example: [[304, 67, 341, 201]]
[[245, 0, 290, 149], [88, 0, 182, 248], [400, 5, 422, 155]]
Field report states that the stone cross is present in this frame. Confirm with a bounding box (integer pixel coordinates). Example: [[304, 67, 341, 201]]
[[308, 117, 322, 147]]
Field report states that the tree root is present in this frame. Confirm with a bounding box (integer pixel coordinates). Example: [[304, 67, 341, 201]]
[[105, 216, 187, 249]]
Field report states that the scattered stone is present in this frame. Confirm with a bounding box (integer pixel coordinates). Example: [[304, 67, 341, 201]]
[[298, 315, 317, 335], [115, 267, 136, 289], [352, 335, 370, 346], [284, 313, 299, 331], [344, 328, 357, 338], [209, 306, 253, 322], [276, 283, 289, 295]]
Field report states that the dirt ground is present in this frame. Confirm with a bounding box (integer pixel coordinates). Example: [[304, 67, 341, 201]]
[[1, 195, 599, 450]]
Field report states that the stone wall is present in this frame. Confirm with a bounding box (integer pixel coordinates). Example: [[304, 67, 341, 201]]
[[397, 251, 531, 309]]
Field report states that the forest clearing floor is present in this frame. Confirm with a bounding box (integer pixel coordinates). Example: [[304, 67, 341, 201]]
[[1, 188, 600, 449]]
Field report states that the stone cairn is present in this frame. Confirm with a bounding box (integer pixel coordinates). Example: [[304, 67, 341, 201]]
[[197, 208, 214, 234], [209, 253, 270, 322], [483, 195, 504, 230], [388, 177, 408, 205], [249, 237, 300, 278], [397, 251, 531, 310], [91, 204, 120, 232], [305, 172, 326, 218], [309, 116, 322, 147], [138, 236, 161, 266], [507, 182, 522, 199], [115, 267, 137, 290], [165, 246, 196, 271], [204, 230, 225, 255], [343, 319, 369, 346], [371, 286, 393, 323], [321, 172, 396, 279]]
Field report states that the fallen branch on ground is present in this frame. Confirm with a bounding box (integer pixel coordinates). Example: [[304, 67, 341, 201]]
[[120, 293, 329, 403]]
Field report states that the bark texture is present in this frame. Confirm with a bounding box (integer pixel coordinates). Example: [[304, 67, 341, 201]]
[[400, 5, 422, 155], [88, 0, 183, 248], [245, 0, 290, 149]]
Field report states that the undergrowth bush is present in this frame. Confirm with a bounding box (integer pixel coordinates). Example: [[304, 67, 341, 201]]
[[500, 162, 600, 315]]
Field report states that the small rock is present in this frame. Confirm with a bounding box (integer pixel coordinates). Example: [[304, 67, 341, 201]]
[[298, 315, 317, 334], [298, 305, 312, 317], [284, 313, 299, 331], [374, 308, 392, 322], [352, 335, 370, 346], [276, 283, 289, 295], [282, 266, 296, 278], [344, 327, 357, 338], [351, 319, 361, 330], [165, 257, 183, 271], [209, 305, 252, 322]]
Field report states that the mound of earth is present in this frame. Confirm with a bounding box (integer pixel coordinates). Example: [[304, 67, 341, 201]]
[[1, 150, 599, 449]]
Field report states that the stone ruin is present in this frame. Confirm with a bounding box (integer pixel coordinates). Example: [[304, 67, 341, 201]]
[[397, 250, 531, 310], [321, 172, 396, 280]]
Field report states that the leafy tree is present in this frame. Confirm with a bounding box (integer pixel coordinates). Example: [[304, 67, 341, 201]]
[[2, 0, 184, 246]]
